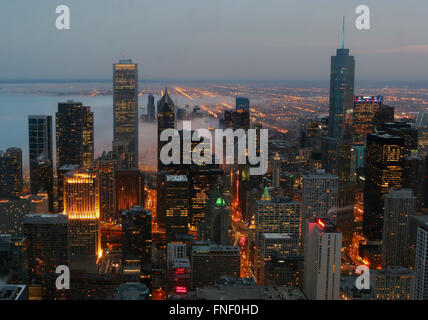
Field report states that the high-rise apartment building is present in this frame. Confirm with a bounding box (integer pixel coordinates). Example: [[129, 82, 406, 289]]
[[304, 218, 342, 300], [0, 148, 23, 199]]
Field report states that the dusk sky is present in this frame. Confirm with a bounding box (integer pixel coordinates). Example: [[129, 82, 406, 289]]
[[1, 0, 428, 82]]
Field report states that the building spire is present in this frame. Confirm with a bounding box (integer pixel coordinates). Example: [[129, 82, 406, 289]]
[[342, 16, 345, 49]]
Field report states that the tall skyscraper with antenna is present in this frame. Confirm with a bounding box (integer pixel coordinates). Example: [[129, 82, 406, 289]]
[[328, 17, 355, 141]]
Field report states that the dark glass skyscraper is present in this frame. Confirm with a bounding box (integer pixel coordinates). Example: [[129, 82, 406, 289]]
[[0, 148, 23, 199], [157, 87, 175, 172], [113, 59, 139, 170], [363, 132, 405, 241], [56, 101, 94, 212], [28, 115, 54, 212]]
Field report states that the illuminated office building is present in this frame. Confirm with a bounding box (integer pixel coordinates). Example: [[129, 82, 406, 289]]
[[64, 169, 100, 258], [304, 218, 342, 300], [381, 188, 415, 268], [94, 152, 116, 222], [113, 59, 138, 170], [0, 197, 31, 234], [261, 255, 304, 288], [164, 175, 189, 241], [0, 148, 23, 199], [28, 115, 54, 212], [116, 169, 144, 215], [24, 213, 68, 299], [352, 96, 383, 145], [56, 101, 94, 212], [191, 245, 240, 289], [363, 132, 404, 241], [167, 258, 191, 295], [261, 233, 298, 261], [416, 112, 428, 156], [255, 191, 300, 282], [371, 267, 415, 300], [382, 121, 418, 157]]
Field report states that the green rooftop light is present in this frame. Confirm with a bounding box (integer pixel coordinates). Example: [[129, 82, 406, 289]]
[[216, 197, 226, 207]]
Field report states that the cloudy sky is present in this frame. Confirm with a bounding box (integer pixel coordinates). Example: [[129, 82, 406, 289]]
[[1, 0, 427, 82]]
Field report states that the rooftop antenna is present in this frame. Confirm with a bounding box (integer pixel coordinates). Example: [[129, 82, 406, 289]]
[[342, 16, 345, 49]]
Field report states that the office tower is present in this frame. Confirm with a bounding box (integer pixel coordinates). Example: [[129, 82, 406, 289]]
[[189, 166, 223, 232], [24, 213, 68, 299], [167, 243, 187, 266], [371, 267, 415, 300], [236, 96, 250, 113], [304, 218, 342, 300], [191, 245, 240, 289], [416, 112, 428, 156], [272, 152, 281, 188], [94, 152, 116, 222], [0, 234, 27, 283], [167, 258, 191, 295], [352, 96, 383, 145], [415, 223, 428, 299], [201, 188, 230, 245], [64, 169, 100, 258], [363, 132, 404, 241], [255, 192, 300, 283], [0, 198, 31, 234], [261, 255, 304, 287], [122, 207, 152, 282], [403, 153, 425, 212], [302, 169, 338, 221], [382, 189, 415, 268], [56, 101, 94, 212], [261, 233, 298, 260], [164, 175, 189, 241], [382, 121, 418, 157], [28, 115, 54, 212], [147, 93, 155, 121], [113, 58, 139, 170], [374, 105, 395, 129], [157, 87, 175, 172], [115, 169, 144, 216], [0, 148, 23, 199]]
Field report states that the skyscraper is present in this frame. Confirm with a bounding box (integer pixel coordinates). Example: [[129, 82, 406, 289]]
[[164, 175, 189, 241], [113, 59, 139, 170], [352, 96, 383, 146], [157, 87, 175, 172], [304, 218, 342, 300], [115, 169, 144, 216], [371, 267, 415, 300], [414, 223, 428, 300], [302, 169, 338, 221], [56, 101, 94, 212], [328, 21, 355, 140], [28, 115, 54, 212], [381, 188, 415, 268], [191, 245, 240, 289], [94, 152, 116, 223], [0, 148, 23, 199], [122, 206, 152, 283], [24, 213, 68, 299], [235, 97, 250, 113], [147, 93, 155, 121], [363, 132, 404, 241], [63, 169, 100, 259]]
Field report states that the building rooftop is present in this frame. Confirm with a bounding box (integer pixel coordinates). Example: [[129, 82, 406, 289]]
[[196, 285, 306, 300], [24, 213, 68, 224], [262, 233, 293, 240], [166, 175, 188, 182], [0, 285, 27, 300], [192, 245, 240, 253]]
